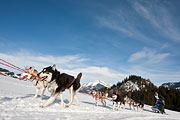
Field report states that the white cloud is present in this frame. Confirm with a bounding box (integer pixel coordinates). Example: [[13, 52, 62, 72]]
[[0, 51, 127, 84], [97, 17, 133, 37], [0, 50, 179, 86], [132, 1, 180, 42], [128, 50, 147, 62], [96, 9, 160, 46], [128, 48, 170, 64], [0, 51, 87, 70]]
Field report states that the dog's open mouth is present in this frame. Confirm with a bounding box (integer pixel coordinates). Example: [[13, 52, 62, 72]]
[[19, 75, 28, 80], [39, 76, 48, 81]]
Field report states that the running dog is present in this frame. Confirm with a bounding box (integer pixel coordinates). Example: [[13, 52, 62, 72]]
[[19, 66, 48, 98], [91, 90, 108, 107], [112, 93, 125, 111], [38, 64, 82, 108], [124, 96, 144, 112]]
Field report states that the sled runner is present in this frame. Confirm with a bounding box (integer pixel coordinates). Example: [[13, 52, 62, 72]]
[[152, 104, 166, 114]]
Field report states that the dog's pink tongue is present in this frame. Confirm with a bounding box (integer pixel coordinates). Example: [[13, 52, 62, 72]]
[[19, 75, 28, 80], [39, 76, 47, 81]]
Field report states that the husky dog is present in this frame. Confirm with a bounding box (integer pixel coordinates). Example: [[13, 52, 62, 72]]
[[20, 66, 48, 98], [124, 96, 144, 112], [91, 90, 108, 107], [38, 64, 82, 108], [112, 93, 125, 111], [124, 96, 135, 110], [19, 66, 38, 80]]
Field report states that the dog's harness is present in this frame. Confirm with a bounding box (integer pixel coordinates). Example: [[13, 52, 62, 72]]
[[66, 78, 76, 89]]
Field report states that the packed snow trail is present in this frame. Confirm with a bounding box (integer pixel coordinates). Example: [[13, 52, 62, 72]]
[[0, 76, 179, 120]]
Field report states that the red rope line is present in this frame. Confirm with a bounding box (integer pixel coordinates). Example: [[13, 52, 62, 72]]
[[0, 58, 41, 80], [0, 62, 24, 72], [0, 59, 24, 72]]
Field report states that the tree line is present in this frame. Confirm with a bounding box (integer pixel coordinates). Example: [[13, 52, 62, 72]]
[[99, 75, 180, 112]]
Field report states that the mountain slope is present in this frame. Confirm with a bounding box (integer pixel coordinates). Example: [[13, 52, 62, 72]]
[[81, 80, 113, 90], [112, 75, 155, 92], [161, 82, 180, 90], [0, 67, 19, 78]]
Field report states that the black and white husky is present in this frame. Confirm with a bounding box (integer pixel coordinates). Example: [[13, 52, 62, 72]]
[[20, 66, 48, 98], [124, 96, 144, 112], [112, 93, 125, 111], [38, 64, 82, 108]]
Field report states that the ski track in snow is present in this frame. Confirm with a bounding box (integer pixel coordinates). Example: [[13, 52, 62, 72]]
[[0, 76, 180, 120]]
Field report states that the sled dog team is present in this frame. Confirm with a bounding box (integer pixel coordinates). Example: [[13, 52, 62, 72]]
[[20, 65, 144, 111], [20, 65, 162, 113], [91, 90, 144, 112]]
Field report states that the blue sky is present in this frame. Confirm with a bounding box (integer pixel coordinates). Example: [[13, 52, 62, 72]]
[[0, 0, 180, 85]]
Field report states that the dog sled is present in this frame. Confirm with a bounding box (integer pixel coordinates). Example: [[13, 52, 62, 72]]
[[152, 103, 166, 114]]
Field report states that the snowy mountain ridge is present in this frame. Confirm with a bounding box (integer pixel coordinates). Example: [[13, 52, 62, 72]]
[[161, 81, 180, 90], [0, 67, 19, 78], [82, 80, 113, 90]]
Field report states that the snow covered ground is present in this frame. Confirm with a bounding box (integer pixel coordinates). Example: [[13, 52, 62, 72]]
[[0, 76, 179, 120]]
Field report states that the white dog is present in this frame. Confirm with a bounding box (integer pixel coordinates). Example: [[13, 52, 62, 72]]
[[124, 96, 144, 112], [20, 66, 48, 98], [91, 90, 108, 107]]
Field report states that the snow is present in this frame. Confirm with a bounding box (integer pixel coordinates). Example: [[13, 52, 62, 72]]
[[82, 80, 112, 90], [120, 81, 140, 92], [0, 76, 180, 120]]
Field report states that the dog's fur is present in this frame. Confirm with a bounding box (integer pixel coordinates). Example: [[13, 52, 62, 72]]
[[91, 90, 108, 107], [38, 65, 82, 108], [20, 66, 48, 98], [124, 96, 144, 112], [112, 93, 125, 111]]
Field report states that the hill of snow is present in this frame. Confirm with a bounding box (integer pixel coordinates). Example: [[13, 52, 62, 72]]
[[0, 75, 180, 120]]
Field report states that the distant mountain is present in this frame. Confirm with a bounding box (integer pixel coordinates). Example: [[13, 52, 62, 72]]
[[0, 67, 19, 78], [81, 80, 113, 91], [0, 68, 10, 73], [161, 82, 180, 90]]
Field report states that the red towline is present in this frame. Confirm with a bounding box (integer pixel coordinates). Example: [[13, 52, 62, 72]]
[[0, 58, 43, 81]]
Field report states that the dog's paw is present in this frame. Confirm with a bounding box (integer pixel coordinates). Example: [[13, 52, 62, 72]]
[[76, 104, 80, 106], [39, 105, 45, 108], [61, 104, 64, 108], [65, 104, 70, 108], [33, 96, 38, 98]]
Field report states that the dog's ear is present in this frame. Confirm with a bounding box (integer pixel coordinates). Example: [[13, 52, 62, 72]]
[[52, 64, 56, 71], [31, 66, 35, 71]]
